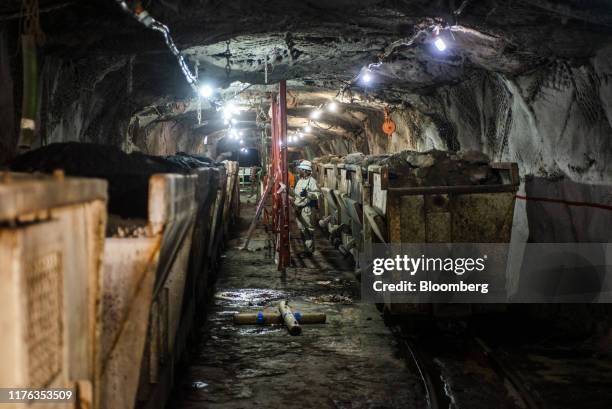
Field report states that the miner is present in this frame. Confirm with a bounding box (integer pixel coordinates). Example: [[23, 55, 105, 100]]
[[291, 160, 319, 254]]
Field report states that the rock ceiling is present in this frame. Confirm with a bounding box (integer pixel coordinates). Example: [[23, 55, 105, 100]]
[[3, 0, 612, 147]]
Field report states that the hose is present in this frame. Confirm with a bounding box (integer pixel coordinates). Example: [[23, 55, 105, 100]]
[[112, 0, 198, 93]]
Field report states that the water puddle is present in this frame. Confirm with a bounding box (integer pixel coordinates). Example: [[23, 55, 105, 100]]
[[215, 288, 288, 307]]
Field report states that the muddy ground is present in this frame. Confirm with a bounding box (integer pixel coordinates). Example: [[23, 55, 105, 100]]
[[169, 194, 425, 409], [168, 193, 612, 409]]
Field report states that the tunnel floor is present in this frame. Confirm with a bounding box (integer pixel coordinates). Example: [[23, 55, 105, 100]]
[[169, 194, 425, 408], [168, 194, 612, 409]]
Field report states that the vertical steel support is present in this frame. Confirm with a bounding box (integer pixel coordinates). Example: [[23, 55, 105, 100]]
[[270, 81, 290, 271], [278, 80, 290, 270]]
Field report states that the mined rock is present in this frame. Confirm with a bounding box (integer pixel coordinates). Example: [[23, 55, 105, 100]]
[[166, 152, 219, 168], [356, 149, 502, 187], [343, 152, 366, 165], [8, 142, 200, 218], [407, 153, 435, 168], [458, 150, 491, 164]]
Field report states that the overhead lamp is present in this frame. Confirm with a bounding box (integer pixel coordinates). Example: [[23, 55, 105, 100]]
[[310, 109, 322, 120], [298, 133, 304, 139], [304, 125, 312, 133], [223, 102, 239, 119], [434, 37, 447, 51], [327, 101, 337, 112], [199, 84, 213, 98], [362, 71, 372, 83]]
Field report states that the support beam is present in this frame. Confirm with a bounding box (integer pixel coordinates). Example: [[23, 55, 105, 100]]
[[271, 80, 290, 271]]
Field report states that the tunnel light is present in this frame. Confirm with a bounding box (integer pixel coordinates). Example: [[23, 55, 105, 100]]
[[223, 102, 240, 119], [310, 109, 322, 120], [327, 101, 337, 112], [362, 71, 372, 83], [298, 132, 304, 139], [199, 84, 213, 98], [434, 37, 447, 51], [304, 125, 312, 133]]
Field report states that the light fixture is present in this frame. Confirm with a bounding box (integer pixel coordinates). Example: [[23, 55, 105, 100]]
[[239, 131, 244, 136], [327, 101, 337, 112], [310, 109, 322, 120], [434, 37, 447, 51], [304, 125, 312, 133], [231, 118, 238, 125], [198, 84, 213, 98], [298, 132, 304, 139], [240, 139, 244, 144], [223, 102, 239, 119], [223, 118, 229, 125], [362, 71, 372, 83]]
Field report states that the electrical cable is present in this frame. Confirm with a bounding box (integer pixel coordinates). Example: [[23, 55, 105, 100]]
[[112, 0, 198, 93]]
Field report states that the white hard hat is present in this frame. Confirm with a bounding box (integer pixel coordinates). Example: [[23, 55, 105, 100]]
[[298, 160, 312, 171]]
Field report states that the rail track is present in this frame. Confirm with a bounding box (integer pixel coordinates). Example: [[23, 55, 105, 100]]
[[393, 323, 544, 409]]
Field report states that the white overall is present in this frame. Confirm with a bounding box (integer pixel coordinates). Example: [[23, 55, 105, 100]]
[[293, 176, 319, 252]]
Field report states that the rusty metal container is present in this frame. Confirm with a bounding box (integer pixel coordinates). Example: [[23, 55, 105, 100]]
[[1, 160, 236, 409], [337, 163, 367, 258], [0, 172, 107, 409], [364, 162, 520, 315], [319, 163, 340, 222], [101, 173, 198, 409], [207, 166, 227, 273], [221, 161, 240, 234]]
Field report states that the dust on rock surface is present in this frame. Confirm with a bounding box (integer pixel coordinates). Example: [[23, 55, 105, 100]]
[[169, 194, 425, 409]]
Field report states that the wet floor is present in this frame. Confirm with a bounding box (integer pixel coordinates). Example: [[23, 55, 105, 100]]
[[167, 194, 612, 409], [169, 194, 425, 409]]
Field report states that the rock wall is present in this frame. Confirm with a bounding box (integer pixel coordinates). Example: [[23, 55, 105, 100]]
[[371, 47, 612, 243], [42, 55, 135, 148], [0, 45, 196, 161], [131, 118, 207, 156], [0, 28, 16, 164]]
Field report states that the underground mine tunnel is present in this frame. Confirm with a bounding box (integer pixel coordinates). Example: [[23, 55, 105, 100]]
[[1, 0, 612, 408]]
